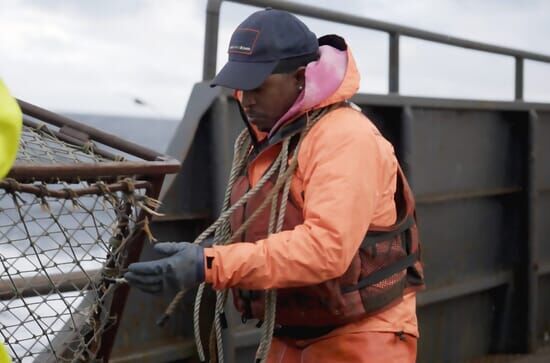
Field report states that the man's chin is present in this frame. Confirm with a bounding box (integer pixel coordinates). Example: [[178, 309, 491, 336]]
[[251, 122, 272, 133]]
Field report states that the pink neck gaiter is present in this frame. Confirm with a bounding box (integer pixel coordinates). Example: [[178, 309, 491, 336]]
[[268, 45, 348, 138]]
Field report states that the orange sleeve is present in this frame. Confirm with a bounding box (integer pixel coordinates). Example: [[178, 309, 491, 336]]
[[204, 108, 386, 290]]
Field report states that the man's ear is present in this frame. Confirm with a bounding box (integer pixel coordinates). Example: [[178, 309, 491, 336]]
[[233, 89, 243, 102], [293, 66, 306, 88]]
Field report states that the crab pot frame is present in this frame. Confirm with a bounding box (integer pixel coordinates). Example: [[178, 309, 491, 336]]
[[0, 100, 180, 362]]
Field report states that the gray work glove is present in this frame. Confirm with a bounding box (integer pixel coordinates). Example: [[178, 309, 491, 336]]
[[124, 242, 205, 295]]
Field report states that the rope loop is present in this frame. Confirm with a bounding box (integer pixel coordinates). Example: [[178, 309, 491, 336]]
[[81, 141, 95, 154], [121, 178, 136, 194], [2, 178, 20, 193]]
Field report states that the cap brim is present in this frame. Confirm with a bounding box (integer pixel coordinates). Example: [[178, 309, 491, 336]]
[[210, 60, 277, 90]]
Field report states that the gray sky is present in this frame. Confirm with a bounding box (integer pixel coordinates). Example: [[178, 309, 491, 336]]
[[1, 0, 549, 119]]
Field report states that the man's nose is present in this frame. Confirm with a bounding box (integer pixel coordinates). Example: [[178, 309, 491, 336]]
[[241, 91, 255, 109]]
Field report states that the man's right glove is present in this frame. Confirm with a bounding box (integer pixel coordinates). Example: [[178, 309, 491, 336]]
[[124, 242, 205, 295]]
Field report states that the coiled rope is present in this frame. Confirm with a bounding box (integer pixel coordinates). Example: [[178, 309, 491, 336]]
[[160, 107, 329, 363]]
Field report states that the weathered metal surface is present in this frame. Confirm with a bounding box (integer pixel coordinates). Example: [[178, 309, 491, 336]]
[[536, 111, 550, 350], [419, 291, 498, 362], [403, 108, 524, 197], [110, 337, 196, 363], [109, 219, 214, 363], [158, 83, 223, 219], [416, 271, 513, 307], [526, 110, 538, 352], [538, 112, 550, 188]]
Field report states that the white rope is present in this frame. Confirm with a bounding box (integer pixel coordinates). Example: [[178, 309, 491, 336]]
[[254, 138, 289, 362], [188, 107, 330, 362]]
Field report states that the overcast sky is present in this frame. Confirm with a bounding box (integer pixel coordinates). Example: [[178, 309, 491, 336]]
[[1, 0, 549, 119]]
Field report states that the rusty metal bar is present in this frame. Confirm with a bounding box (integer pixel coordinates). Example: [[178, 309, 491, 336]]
[[0, 179, 152, 199], [8, 160, 180, 181], [17, 99, 165, 162], [0, 269, 101, 300]]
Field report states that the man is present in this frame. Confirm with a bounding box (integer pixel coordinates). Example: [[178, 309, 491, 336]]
[[126, 8, 424, 362]]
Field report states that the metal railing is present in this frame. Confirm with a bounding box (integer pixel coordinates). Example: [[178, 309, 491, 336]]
[[203, 0, 550, 100]]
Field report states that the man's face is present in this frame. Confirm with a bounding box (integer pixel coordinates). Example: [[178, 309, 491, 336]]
[[241, 69, 304, 132]]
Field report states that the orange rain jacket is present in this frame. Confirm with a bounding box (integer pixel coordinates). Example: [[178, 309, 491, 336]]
[[203, 40, 418, 360]]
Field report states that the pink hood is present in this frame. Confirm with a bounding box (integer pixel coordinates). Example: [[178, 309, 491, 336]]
[[268, 36, 361, 137]]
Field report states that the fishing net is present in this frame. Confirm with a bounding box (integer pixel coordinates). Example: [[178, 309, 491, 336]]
[[0, 118, 168, 362]]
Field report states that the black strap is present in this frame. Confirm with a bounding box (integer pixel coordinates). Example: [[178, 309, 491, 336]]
[[236, 101, 260, 150], [246, 103, 347, 165], [341, 252, 418, 294], [360, 215, 415, 249], [268, 102, 347, 146], [246, 113, 307, 163], [239, 289, 258, 322], [268, 114, 308, 146], [219, 312, 228, 329]]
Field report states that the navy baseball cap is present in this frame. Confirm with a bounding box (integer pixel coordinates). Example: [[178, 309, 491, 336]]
[[211, 8, 319, 90]]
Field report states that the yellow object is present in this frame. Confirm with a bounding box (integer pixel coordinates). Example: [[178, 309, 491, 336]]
[[0, 79, 22, 179], [0, 341, 12, 363]]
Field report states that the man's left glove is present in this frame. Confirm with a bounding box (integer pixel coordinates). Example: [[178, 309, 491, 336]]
[[124, 242, 205, 295]]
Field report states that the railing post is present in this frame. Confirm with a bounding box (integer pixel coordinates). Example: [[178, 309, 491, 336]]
[[526, 109, 539, 352], [401, 105, 414, 183], [203, 0, 223, 81], [389, 32, 400, 93], [515, 56, 524, 100]]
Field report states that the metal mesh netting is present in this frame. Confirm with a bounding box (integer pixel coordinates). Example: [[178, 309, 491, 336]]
[[17, 121, 114, 165], [0, 121, 161, 362]]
